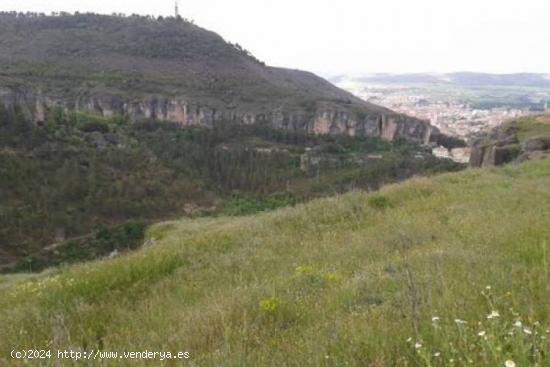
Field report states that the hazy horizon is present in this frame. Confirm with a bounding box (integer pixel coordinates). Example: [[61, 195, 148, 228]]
[[2, 0, 550, 76], [322, 71, 550, 79]]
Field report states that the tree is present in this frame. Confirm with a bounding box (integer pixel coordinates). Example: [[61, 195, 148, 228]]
[[0, 103, 9, 127], [13, 105, 33, 142]]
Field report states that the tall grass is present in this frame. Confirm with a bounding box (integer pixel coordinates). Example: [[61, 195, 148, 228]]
[[1, 159, 550, 366]]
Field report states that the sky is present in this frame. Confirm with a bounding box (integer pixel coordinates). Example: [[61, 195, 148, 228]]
[[2, 0, 550, 76]]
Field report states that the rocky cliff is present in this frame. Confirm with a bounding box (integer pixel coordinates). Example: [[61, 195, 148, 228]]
[[0, 87, 433, 143], [470, 115, 550, 167], [0, 13, 433, 143]]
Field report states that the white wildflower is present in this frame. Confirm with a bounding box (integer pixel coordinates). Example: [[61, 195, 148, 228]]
[[478, 331, 486, 336], [415, 342, 422, 349], [485, 285, 491, 290], [406, 337, 412, 342], [513, 320, 522, 328], [454, 319, 467, 324], [487, 310, 500, 319], [523, 328, 533, 335], [504, 360, 516, 367], [434, 352, 441, 357], [432, 316, 440, 322]]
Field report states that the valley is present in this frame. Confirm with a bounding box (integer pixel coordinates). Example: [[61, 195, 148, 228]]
[[1, 9, 549, 367], [0, 106, 462, 272], [0, 13, 463, 272]]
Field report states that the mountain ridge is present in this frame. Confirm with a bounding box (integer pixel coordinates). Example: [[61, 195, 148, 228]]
[[330, 72, 550, 87], [0, 12, 433, 143], [0, 13, 440, 143]]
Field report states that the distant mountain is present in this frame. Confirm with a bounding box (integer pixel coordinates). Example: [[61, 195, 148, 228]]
[[0, 12, 431, 143], [331, 72, 550, 87], [448, 72, 550, 87]]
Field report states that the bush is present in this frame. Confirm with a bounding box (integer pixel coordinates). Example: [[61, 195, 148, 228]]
[[368, 195, 393, 210], [223, 192, 298, 216], [78, 120, 110, 133]]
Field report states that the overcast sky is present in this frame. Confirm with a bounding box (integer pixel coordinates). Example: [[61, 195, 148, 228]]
[[2, 0, 549, 76]]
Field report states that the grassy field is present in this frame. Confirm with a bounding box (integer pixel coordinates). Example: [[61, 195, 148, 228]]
[[1, 159, 550, 366]]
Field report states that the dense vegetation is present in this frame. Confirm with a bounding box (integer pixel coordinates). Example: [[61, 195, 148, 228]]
[[0, 106, 462, 271], [1, 158, 549, 366], [0, 105, 210, 269], [11, 222, 148, 273]]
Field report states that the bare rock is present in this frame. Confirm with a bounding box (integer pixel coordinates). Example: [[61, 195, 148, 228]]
[[522, 136, 550, 152]]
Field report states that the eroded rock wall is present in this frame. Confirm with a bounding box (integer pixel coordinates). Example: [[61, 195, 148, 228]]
[[469, 120, 550, 167], [0, 88, 433, 143]]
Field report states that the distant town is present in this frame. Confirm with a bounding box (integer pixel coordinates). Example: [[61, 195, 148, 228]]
[[332, 73, 550, 162]]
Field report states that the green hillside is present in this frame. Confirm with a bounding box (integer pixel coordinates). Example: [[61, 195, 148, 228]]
[[0, 12, 387, 114], [1, 158, 549, 366]]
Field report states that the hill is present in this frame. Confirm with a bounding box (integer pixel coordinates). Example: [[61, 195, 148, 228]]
[[1, 157, 549, 365], [0, 12, 432, 143]]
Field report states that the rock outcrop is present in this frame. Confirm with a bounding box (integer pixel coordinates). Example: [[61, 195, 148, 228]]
[[470, 116, 550, 167], [469, 135, 521, 167]]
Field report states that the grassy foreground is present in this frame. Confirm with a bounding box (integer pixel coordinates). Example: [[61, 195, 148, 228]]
[[1, 159, 550, 366]]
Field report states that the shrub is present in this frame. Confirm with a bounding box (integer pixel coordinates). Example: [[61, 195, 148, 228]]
[[223, 192, 298, 216], [78, 120, 110, 133], [368, 195, 393, 210]]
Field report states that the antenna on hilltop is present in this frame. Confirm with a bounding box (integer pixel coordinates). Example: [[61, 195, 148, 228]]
[[175, 0, 180, 17]]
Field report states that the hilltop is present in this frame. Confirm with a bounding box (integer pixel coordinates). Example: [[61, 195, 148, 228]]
[[0, 12, 433, 142], [1, 156, 549, 365]]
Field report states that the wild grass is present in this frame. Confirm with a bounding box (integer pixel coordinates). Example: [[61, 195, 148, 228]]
[[511, 114, 550, 142], [1, 159, 550, 366]]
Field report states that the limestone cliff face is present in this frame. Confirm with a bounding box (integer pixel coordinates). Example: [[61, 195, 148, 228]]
[[0, 88, 433, 143]]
